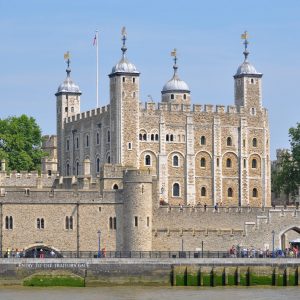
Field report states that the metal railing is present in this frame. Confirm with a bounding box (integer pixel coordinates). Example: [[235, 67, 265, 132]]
[[1, 250, 299, 259]]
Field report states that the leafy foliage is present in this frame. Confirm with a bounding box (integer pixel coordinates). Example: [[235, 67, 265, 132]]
[[272, 123, 300, 197], [0, 115, 46, 171]]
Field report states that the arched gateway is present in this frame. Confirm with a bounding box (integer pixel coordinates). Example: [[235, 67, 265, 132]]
[[279, 226, 300, 250], [24, 244, 63, 258]]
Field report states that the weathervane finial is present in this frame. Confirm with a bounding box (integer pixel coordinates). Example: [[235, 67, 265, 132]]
[[64, 51, 71, 76], [241, 30, 249, 61], [121, 26, 127, 57], [171, 48, 178, 75]]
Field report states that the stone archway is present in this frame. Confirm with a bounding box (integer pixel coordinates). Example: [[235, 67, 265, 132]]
[[279, 226, 300, 250], [24, 244, 63, 258]]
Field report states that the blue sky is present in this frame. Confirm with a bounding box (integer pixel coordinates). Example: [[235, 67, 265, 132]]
[[0, 0, 299, 159]]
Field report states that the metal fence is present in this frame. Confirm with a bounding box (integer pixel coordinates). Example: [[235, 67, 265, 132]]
[[2, 250, 299, 259]]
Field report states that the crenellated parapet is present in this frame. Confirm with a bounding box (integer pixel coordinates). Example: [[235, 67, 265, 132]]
[[64, 105, 110, 124]]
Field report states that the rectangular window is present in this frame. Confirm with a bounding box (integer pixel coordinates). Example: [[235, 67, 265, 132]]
[[128, 142, 132, 150], [147, 217, 150, 227], [134, 216, 138, 227]]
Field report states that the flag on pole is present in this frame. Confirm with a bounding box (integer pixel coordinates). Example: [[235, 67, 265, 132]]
[[64, 51, 70, 60], [93, 34, 97, 46], [171, 48, 177, 56], [241, 31, 248, 40]]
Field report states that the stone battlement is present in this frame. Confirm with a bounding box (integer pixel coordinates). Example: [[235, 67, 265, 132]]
[[141, 101, 268, 116], [64, 104, 110, 124]]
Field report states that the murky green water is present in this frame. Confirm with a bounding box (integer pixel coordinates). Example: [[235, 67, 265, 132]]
[[0, 286, 299, 300]]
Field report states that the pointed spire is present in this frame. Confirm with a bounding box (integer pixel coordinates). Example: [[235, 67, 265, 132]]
[[121, 26, 127, 57], [171, 48, 178, 76], [241, 30, 249, 61]]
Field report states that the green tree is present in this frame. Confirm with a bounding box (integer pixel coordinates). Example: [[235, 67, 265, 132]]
[[273, 123, 300, 198], [0, 115, 46, 171]]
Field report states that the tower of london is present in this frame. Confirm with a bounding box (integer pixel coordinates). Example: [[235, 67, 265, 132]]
[[2, 29, 291, 256]]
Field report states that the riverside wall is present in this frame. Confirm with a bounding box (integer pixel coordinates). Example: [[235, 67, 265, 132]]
[[0, 258, 300, 287]]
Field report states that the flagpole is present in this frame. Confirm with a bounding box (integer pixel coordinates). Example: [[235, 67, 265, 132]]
[[96, 30, 99, 108]]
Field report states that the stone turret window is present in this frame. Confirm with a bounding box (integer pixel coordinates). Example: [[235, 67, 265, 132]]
[[133, 77, 135, 83], [227, 137, 232, 146], [128, 142, 132, 150], [5, 216, 13, 230], [172, 183, 180, 197], [86, 135, 89, 147], [107, 156, 111, 163], [76, 161, 79, 176], [173, 155, 179, 167], [107, 131, 110, 143], [252, 138, 257, 147], [65, 107, 68, 112], [132, 92, 136, 98], [113, 184, 119, 190], [96, 132, 100, 145], [243, 159, 246, 168], [200, 157, 206, 168], [109, 217, 117, 230], [65, 216, 73, 230], [143, 134, 147, 141], [252, 188, 258, 198], [200, 136, 206, 145], [66, 139, 70, 151], [122, 77, 125, 83], [134, 216, 138, 227], [76, 137, 79, 149], [251, 107, 256, 115], [155, 134, 159, 141], [171, 94, 174, 100], [96, 158, 100, 173], [37, 218, 45, 229], [252, 158, 257, 169], [227, 188, 233, 198], [66, 163, 70, 176], [166, 134, 169, 142], [183, 94, 187, 100], [201, 187, 206, 197], [145, 154, 151, 166], [71, 107, 74, 112], [109, 217, 113, 229], [151, 134, 154, 141], [226, 158, 232, 168], [114, 217, 117, 229], [170, 134, 174, 142]]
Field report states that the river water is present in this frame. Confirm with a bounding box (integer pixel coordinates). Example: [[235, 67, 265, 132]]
[[0, 286, 299, 300]]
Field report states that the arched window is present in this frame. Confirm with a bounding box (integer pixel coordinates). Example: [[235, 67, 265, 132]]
[[252, 158, 257, 169], [151, 134, 154, 141], [66, 163, 70, 176], [173, 183, 180, 197], [171, 94, 174, 100], [243, 159, 246, 168], [228, 188, 233, 198], [133, 77, 135, 83], [69, 216, 73, 230], [227, 137, 232, 146], [145, 154, 151, 166], [109, 217, 113, 229], [66, 139, 70, 151], [166, 134, 169, 142], [113, 184, 119, 190], [201, 187, 206, 197], [226, 158, 232, 168], [200, 157, 206, 167], [252, 188, 258, 198], [173, 155, 179, 167], [251, 107, 255, 115], [143, 133, 147, 141], [252, 138, 257, 147], [170, 134, 174, 142], [183, 94, 187, 100], [107, 156, 111, 163], [107, 131, 110, 143], [65, 216, 69, 230], [96, 158, 100, 173], [155, 134, 159, 141], [41, 218, 44, 229], [96, 132, 100, 145], [200, 136, 206, 145], [139, 133, 142, 141], [86, 135, 89, 147]]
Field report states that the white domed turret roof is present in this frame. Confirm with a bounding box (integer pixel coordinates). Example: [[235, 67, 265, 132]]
[[162, 74, 190, 93], [235, 60, 259, 76], [111, 56, 139, 74], [57, 67, 81, 94]]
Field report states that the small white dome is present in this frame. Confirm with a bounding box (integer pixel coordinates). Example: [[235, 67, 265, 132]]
[[57, 69, 81, 94], [162, 74, 190, 94], [111, 57, 139, 74], [235, 61, 260, 76]]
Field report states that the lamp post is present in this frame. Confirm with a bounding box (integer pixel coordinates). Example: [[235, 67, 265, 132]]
[[97, 230, 101, 258], [272, 230, 275, 258]]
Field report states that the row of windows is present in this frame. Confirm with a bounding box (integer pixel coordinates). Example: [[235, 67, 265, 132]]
[[171, 184, 259, 198], [144, 154, 259, 169], [109, 217, 117, 230], [66, 131, 110, 151], [134, 216, 150, 227], [200, 136, 258, 147]]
